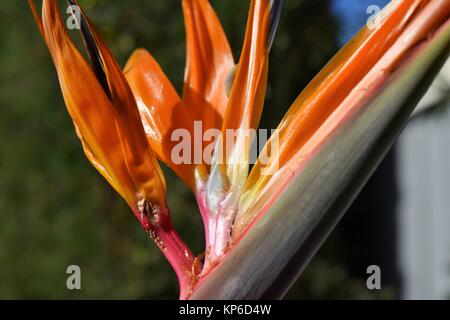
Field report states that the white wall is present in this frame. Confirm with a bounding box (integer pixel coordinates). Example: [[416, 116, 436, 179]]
[[398, 60, 450, 300]]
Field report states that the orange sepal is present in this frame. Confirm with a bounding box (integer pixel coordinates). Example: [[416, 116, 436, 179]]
[[235, 0, 450, 237], [33, 0, 166, 222], [124, 49, 197, 189], [217, 0, 270, 186], [182, 0, 235, 132]]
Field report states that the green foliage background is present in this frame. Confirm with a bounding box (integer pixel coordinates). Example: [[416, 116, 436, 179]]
[[0, 0, 390, 299]]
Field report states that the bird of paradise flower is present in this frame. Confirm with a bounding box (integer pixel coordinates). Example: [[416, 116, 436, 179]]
[[29, 0, 450, 299]]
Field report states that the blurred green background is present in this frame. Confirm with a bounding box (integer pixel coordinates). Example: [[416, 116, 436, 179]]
[[0, 0, 395, 299]]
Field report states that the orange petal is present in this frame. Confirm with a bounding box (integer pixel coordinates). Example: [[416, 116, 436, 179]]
[[124, 49, 196, 189], [36, 0, 166, 224], [182, 0, 235, 131], [235, 0, 450, 237]]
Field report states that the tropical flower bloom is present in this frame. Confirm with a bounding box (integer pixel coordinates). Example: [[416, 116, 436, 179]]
[[29, 0, 450, 299]]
